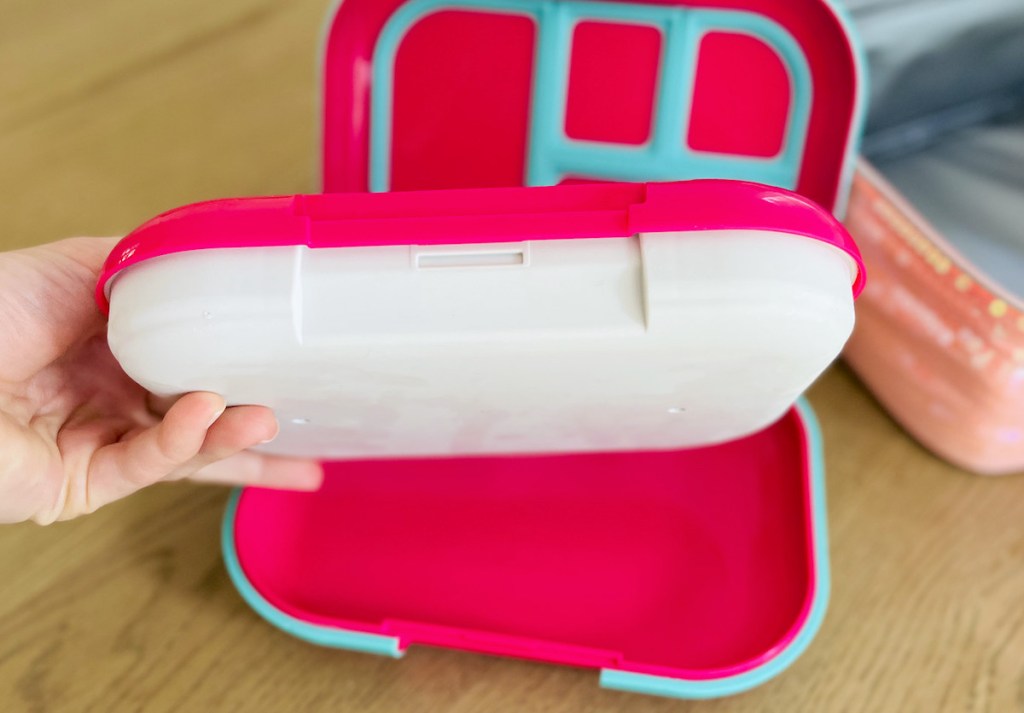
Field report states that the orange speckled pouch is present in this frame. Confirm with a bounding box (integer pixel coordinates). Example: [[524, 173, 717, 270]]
[[844, 160, 1024, 475]]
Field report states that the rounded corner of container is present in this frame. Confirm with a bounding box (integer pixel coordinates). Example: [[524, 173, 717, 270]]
[[221, 488, 404, 659], [598, 400, 831, 700]]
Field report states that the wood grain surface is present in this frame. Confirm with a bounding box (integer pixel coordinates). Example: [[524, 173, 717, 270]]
[[1, 1, 1023, 711]]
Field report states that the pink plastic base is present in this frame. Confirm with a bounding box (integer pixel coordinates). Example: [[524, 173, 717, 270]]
[[231, 407, 820, 679]]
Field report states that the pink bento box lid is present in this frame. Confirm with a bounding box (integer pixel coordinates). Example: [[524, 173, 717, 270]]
[[97, 179, 863, 309]]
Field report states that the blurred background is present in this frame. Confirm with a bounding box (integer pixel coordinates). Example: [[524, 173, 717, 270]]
[[0, 1, 328, 250]]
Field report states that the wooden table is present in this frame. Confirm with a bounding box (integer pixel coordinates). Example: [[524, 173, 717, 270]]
[[1, 2, 1022, 710]]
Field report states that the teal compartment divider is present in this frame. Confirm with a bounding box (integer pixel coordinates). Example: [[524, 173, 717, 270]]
[[369, 0, 813, 192]]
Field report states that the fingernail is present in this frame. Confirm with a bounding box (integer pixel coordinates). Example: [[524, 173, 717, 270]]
[[206, 407, 226, 429], [259, 421, 281, 444]]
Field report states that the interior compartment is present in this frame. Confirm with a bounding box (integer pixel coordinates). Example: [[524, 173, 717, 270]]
[[231, 407, 820, 677], [323, 0, 861, 212]]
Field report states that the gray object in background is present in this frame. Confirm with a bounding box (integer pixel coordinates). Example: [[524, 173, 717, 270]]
[[845, 0, 1024, 136], [844, 0, 1024, 296], [874, 111, 1024, 293]]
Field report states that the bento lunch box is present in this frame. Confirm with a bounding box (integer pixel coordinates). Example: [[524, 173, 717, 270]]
[[123, 0, 873, 700], [99, 179, 864, 698], [321, 0, 865, 215]]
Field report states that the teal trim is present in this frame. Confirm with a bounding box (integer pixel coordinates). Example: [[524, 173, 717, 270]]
[[221, 489, 404, 658], [599, 398, 831, 699], [369, 0, 812, 192], [527, 5, 812, 188], [649, 8, 696, 158]]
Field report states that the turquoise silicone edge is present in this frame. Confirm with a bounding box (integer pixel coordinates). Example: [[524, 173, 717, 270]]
[[221, 490, 404, 658], [221, 398, 828, 699], [524, 4, 812, 189], [598, 397, 831, 699], [369, 0, 813, 193]]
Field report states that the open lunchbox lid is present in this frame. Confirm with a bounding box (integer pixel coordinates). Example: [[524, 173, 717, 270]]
[[321, 0, 865, 215]]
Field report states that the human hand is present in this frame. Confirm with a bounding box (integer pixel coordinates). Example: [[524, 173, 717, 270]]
[[0, 237, 323, 524]]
